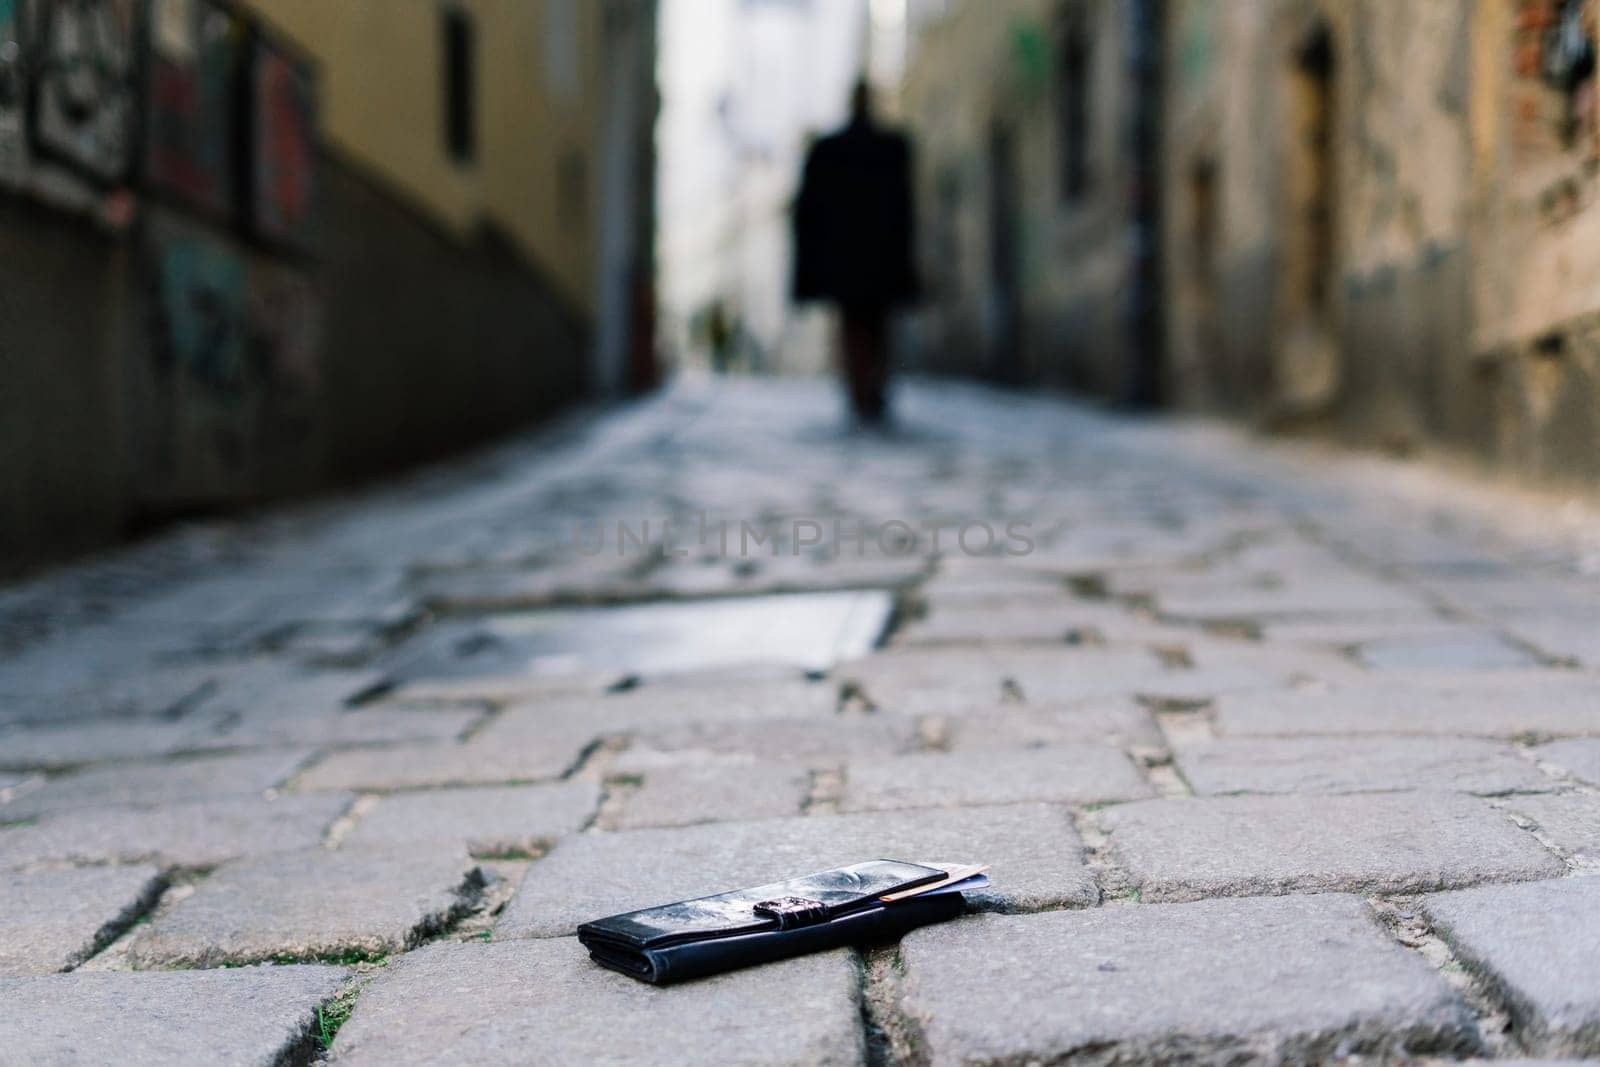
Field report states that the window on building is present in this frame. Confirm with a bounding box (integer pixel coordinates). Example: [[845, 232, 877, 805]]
[[443, 8, 476, 164], [1056, 4, 1091, 203]]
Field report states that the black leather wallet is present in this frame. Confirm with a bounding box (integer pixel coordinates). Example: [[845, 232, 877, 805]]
[[577, 859, 969, 984]]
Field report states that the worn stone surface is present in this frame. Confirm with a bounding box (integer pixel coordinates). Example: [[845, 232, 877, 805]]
[[1214, 675, 1600, 739], [342, 781, 600, 856], [0, 866, 165, 975], [892, 895, 1478, 1064], [606, 760, 810, 829], [840, 648, 1168, 712], [291, 731, 592, 793], [1534, 739, 1600, 787], [0, 717, 227, 771], [1356, 632, 1538, 671], [128, 847, 481, 968], [894, 602, 1143, 647], [331, 937, 863, 1066], [840, 744, 1151, 812], [497, 803, 1095, 938], [1504, 794, 1600, 867], [624, 713, 919, 764], [192, 703, 483, 751], [11, 377, 1600, 1058], [837, 649, 1014, 712], [1153, 577, 1433, 620], [1100, 792, 1563, 901], [1424, 877, 1600, 1055], [1175, 738, 1554, 796], [497, 678, 840, 732], [934, 702, 1164, 751], [0, 793, 352, 870], [0, 772, 39, 802], [0, 661, 219, 728], [0, 965, 346, 1065], [2, 749, 313, 821]]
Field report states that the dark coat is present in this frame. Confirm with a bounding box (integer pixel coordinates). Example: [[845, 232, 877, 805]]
[[792, 118, 918, 310]]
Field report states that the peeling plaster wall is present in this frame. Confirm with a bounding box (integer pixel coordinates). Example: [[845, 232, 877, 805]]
[[905, 0, 1600, 486], [1164, 0, 1600, 484], [901, 0, 1134, 393]]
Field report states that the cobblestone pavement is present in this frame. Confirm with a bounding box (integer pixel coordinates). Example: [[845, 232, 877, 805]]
[[3, 378, 1600, 1065]]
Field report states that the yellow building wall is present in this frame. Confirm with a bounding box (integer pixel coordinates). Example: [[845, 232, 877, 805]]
[[242, 0, 603, 312]]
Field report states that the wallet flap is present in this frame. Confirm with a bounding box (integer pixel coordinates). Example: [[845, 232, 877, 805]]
[[578, 859, 944, 949]]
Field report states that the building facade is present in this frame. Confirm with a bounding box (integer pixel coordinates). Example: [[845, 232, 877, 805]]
[[902, 0, 1600, 487], [0, 0, 656, 574]]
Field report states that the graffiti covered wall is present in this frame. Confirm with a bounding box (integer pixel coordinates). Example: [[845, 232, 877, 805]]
[[30, 0, 138, 183], [143, 0, 241, 218]]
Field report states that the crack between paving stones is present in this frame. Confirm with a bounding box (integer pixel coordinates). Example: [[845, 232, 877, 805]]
[[1489, 798, 1596, 875], [1365, 895, 1521, 1060], [1069, 806, 1127, 904], [64, 870, 170, 972], [304, 970, 380, 1066], [858, 945, 929, 1067]]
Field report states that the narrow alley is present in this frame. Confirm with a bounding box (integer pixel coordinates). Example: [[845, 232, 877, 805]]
[[2, 379, 1598, 1063]]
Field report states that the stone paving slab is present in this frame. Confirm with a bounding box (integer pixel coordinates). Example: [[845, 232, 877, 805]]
[[0, 965, 346, 1066], [330, 936, 863, 1066], [193, 703, 484, 751], [189, 666, 387, 720], [1535, 739, 1600, 787], [1500, 610, 1600, 670], [893, 602, 1148, 647], [1153, 577, 1433, 620], [933, 702, 1164, 751], [837, 650, 1012, 713], [496, 803, 1096, 939], [0, 772, 39, 801], [0, 866, 165, 975], [291, 730, 594, 793], [507, 678, 841, 731], [0, 662, 219, 728], [0, 793, 353, 870], [890, 894, 1478, 1065], [386, 669, 621, 706], [128, 847, 482, 968], [991, 649, 1181, 705], [1214, 674, 1600, 739], [1504, 794, 1600, 867], [342, 781, 600, 857], [0, 716, 228, 772], [1356, 632, 1538, 671], [623, 713, 919, 764], [606, 760, 810, 829], [1099, 792, 1563, 902], [840, 647, 1172, 713], [839, 744, 1152, 813], [1256, 617, 1479, 646], [1175, 738, 1554, 796], [1, 749, 313, 822], [1423, 877, 1600, 1056]]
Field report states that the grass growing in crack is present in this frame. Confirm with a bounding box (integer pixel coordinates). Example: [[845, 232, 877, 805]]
[[269, 948, 388, 967], [313, 968, 384, 1052], [316, 996, 357, 1051]]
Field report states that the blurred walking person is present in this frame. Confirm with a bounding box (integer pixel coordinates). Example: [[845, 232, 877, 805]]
[[793, 80, 917, 424]]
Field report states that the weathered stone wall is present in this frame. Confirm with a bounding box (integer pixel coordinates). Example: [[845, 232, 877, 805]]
[[901, 0, 1135, 392], [909, 0, 1600, 486], [1167, 0, 1600, 483]]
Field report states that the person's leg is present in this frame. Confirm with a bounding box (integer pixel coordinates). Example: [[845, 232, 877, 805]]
[[859, 309, 889, 420], [841, 306, 889, 422], [841, 308, 873, 418]]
